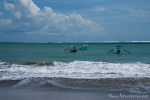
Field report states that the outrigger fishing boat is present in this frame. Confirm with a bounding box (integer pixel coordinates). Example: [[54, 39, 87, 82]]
[[108, 45, 130, 54], [62, 44, 90, 53], [62, 46, 77, 53], [78, 44, 89, 51]]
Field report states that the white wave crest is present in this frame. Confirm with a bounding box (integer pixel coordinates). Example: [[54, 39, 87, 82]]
[[0, 61, 150, 80]]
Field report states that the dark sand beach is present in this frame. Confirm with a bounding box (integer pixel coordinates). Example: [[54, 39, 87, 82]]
[[0, 87, 149, 100], [0, 78, 149, 100], [0, 88, 106, 100]]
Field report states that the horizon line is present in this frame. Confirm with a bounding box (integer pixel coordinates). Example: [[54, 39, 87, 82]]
[[0, 41, 150, 43]]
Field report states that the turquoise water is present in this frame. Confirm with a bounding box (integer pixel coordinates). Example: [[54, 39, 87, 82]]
[[0, 42, 150, 63]]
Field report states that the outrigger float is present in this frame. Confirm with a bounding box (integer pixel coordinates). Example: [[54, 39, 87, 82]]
[[108, 45, 130, 54], [62, 44, 90, 53], [78, 44, 89, 51]]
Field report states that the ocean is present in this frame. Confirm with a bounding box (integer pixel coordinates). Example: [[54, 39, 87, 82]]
[[0, 42, 150, 95]]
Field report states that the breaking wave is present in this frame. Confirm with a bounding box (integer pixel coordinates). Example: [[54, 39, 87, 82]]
[[0, 61, 150, 80], [0, 61, 150, 94]]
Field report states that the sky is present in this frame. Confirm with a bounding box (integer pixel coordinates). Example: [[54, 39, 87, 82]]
[[0, 0, 150, 42]]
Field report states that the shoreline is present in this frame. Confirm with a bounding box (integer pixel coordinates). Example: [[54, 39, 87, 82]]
[[0, 87, 149, 100], [0, 77, 150, 100], [0, 77, 150, 93]]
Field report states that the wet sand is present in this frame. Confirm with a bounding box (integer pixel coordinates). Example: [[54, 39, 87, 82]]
[[0, 87, 149, 100], [0, 79, 150, 100]]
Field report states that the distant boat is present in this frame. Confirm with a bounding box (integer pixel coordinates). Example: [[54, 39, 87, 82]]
[[62, 46, 77, 53], [108, 45, 130, 54], [78, 44, 90, 51], [69, 46, 77, 52], [62, 44, 91, 53]]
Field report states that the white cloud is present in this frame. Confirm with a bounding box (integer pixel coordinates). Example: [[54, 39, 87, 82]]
[[14, 11, 22, 19], [91, 6, 108, 12], [0, 12, 3, 16], [4, 1, 15, 11], [0, 19, 12, 25], [127, 8, 150, 19], [90, 5, 150, 21], [18, 0, 41, 17], [1, 0, 105, 37], [0, 19, 12, 33]]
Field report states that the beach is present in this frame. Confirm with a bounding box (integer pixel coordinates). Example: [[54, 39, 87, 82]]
[[0, 87, 149, 100], [0, 87, 107, 100], [0, 42, 150, 100], [0, 84, 149, 100], [0, 78, 150, 100]]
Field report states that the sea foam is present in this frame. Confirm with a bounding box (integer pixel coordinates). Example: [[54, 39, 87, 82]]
[[0, 61, 150, 80]]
